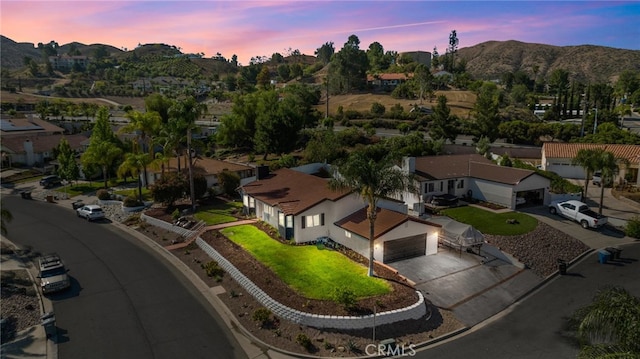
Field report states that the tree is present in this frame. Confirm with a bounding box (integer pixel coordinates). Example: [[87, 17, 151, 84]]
[[593, 151, 628, 214], [447, 30, 459, 73], [476, 136, 492, 158], [367, 42, 389, 72], [118, 150, 152, 202], [55, 138, 80, 185], [549, 69, 570, 119], [144, 94, 174, 124], [413, 64, 434, 104], [315, 42, 335, 65], [571, 286, 640, 356], [328, 35, 368, 94], [81, 140, 122, 188], [256, 66, 271, 89], [150, 172, 188, 207], [572, 148, 603, 202], [471, 82, 502, 142], [329, 146, 416, 276], [120, 110, 161, 188], [429, 95, 458, 143], [217, 170, 241, 198]]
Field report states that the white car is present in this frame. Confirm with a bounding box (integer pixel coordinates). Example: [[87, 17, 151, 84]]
[[76, 204, 105, 221], [516, 197, 526, 205]]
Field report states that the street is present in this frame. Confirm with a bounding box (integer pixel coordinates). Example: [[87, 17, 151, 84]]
[[2, 195, 247, 359]]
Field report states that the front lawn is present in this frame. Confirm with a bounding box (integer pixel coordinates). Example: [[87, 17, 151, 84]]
[[221, 225, 391, 300], [442, 206, 538, 235], [195, 200, 243, 225]]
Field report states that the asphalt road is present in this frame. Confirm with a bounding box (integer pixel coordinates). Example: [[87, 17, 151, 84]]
[[417, 242, 640, 359], [2, 195, 247, 359]]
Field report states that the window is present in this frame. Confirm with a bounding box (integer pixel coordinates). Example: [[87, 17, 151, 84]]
[[345, 231, 351, 238], [440, 182, 443, 191], [302, 214, 324, 228], [426, 183, 435, 193], [457, 179, 464, 189]]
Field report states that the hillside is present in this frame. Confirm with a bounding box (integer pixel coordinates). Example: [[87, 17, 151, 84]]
[[458, 40, 640, 83]]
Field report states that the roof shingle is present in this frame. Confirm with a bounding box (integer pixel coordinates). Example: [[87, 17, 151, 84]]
[[335, 206, 440, 240]]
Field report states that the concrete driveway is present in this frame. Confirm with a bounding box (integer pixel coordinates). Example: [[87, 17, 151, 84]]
[[390, 246, 543, 327]]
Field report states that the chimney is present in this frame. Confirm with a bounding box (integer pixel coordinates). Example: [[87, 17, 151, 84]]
[[403, 157, 416, 174], [256, 165, 270, 180]]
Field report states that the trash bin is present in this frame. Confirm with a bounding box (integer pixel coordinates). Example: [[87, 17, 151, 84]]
[[597, 250, 611, 264], [557, 259, 567, 275], [46, 195, 54, 203], [41, 312, 56, 339], [605, 247, 621, 260], [20, 191, 32, 199], [72, 200, 84, 210]]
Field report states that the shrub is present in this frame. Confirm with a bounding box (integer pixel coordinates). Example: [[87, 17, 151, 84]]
[[252, 307, 272, 326], [123, 196, 143, 207], [295, 333, 312, 350], [201, 261, 224, 278], [97, 189, 110, 200], [332, 287, 356, 310], [171, 208, 181, 221], [625, 216, 640, 239]]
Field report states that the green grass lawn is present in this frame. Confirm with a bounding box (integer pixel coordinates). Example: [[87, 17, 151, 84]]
[[221, 225, 391, 300], [114, 187, 152, 201], [442, 206, 538, 235], [195, 200, 243, 225]]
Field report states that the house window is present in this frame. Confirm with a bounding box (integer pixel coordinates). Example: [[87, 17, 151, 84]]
[[426, 183, 435, 193], [440, 182, 443, 191], [345, 231, 351, 238], [302, 214, 324, 228], [457, 179, 464, 189]]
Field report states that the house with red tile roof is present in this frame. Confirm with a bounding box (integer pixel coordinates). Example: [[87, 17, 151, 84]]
[[240, 167, 442, 263], [400, 154, 551, 214], [541, 142, 640, 186]]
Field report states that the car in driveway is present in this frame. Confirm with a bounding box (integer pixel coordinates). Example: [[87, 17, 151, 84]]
[[40, 175, 62, 188], [76, 204, 105, 221], [37, 253, 70, 294], [549, 200, 608, 229]]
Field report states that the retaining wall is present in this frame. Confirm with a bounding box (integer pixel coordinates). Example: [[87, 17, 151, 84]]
[[140, 213, 198, 238]]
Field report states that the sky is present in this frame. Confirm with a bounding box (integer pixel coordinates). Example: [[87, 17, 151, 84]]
[[1, 1, 639, 65]]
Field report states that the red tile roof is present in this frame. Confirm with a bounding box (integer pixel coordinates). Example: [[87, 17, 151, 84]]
[[543, 142, 640, 163], [241, 168, 351, 215], [335, 206, 441, 240]]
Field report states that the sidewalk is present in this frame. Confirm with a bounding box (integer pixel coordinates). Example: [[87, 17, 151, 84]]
[[0, 237, 57, 359]]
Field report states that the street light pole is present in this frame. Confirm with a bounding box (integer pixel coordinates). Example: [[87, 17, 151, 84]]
[[580, 93, 587, 137]]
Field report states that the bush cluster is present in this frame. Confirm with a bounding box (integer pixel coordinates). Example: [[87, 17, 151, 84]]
[[201, 261, 224, 278], [96, 189, 110, 200], [251, 307, 272, 326], [295, 333, 312, 350], [332, 286, 357, 310], [625, 216, 640, 239]]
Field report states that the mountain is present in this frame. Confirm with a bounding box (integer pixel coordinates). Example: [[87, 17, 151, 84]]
[[2, 36, 639, 84], [457, 40, 640, 84]]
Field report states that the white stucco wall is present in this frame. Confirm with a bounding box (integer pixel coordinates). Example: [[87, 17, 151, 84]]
[[295, 194, 363, 243]]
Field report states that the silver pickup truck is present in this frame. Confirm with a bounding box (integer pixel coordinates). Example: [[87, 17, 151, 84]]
[[549, 200, 608, 229]]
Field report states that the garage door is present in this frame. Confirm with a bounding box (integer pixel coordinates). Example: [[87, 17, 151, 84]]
[[383, 235, 426, 263]]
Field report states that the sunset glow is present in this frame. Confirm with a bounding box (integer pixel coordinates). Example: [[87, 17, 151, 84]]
[[1, 1, 638, 65]]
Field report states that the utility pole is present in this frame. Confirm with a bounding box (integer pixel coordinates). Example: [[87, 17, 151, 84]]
[[580, 93, 587, 137]]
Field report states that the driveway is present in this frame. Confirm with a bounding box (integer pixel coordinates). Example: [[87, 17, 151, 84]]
[[390, 246, 543, 327]]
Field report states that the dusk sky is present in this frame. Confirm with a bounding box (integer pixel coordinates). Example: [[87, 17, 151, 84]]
[[2, 1, 638, 65]]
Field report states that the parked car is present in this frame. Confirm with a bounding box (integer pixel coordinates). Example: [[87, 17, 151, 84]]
[[37, 253, 70, 294], [592, 171, 612, 187], [516, 197, 526, 205], [76, 204, 105, 221], [548, 200, 608, 229], [40, 175, 61, 188]]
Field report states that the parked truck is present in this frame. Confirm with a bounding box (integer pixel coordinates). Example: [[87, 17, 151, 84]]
[[548, 200, 608, 229]]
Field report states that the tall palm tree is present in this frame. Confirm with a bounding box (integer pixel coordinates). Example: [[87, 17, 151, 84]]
[[594, 151, 629, 215], [120, 110, 161, 188], [572, 148, 604, 202], [329, 147, 415, 277]]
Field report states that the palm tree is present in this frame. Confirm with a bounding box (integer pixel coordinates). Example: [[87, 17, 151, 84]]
[[329, 147, 415, 277], [120, 110, 161, 187], [572, 286, 640, 355], [594, 151, 629, 215], [117, 151, 152, 202], [572, 148, 604, 202], [1, 206, 13, 236], [81, 140, 123, 188]]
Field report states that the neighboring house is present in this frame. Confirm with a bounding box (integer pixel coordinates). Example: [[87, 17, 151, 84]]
[[400, 154, 551, 214], [1, 116, 65, 137], [48, 54, 88, 70], [240, 166, 442, 264], [366, 73, 413, 91], [541, 142, 640, 185], [144, 157, 255, 188], [0, 134, 88, 167]]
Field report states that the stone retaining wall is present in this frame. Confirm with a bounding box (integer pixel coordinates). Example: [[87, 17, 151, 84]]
[[195, 237, 426, 330]]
